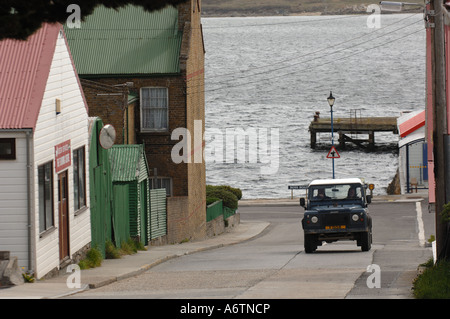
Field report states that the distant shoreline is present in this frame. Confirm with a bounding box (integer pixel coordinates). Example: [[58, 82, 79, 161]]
[[201, 9, 422, 18]]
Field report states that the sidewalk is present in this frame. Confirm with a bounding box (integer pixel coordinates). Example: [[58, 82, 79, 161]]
[[0, 221, 269, 299]]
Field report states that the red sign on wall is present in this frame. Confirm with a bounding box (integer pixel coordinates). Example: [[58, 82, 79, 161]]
[[55, 140, 71, 173]]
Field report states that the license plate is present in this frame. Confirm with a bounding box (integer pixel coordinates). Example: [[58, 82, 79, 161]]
[[325, 225, 346, 230]]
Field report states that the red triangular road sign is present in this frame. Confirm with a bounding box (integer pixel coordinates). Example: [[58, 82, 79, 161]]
[[326, 146, 340, 159]]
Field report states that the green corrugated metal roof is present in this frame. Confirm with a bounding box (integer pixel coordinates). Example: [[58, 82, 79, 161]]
[[109, 144, 148, 182], [64, 5, 182, 76]]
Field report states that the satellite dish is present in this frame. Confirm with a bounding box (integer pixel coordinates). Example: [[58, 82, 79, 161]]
[[99, 124, 116, 149]]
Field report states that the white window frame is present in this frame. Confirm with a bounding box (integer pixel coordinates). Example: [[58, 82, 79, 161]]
[[73, 146, 87, 212], [140, 87, 169, 132], [38, 161, 54, 234]]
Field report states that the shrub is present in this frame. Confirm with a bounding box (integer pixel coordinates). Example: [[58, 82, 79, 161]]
[[120, 238, 138, 255], [78, 247, 103, 269], [120, 238, 146, 254], [206, 185, 239, 209], [441, 202, 450, 223], [105, 240, 121, 259], [216, 185, 242, 200]]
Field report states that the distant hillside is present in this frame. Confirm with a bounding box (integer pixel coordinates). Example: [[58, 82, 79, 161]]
[[201, 0, 422, 16]]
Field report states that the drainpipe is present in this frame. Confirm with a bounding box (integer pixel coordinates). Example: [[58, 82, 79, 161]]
[[25, 129, 32, 271]]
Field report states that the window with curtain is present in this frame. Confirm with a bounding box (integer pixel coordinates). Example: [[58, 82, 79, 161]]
[[140, 87, 169, 131], [38, 162, 54, 233], [73, 146, 86, 211]]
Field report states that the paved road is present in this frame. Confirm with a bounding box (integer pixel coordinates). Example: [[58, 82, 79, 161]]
[[68, 199, 434, 299]]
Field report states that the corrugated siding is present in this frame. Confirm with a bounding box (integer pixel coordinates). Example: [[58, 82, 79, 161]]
[[108, 144, 151, 245], [138, 156, 148, 183], [129, 182, 139, 238], [64, 5, 182, 76], [149, 189, 167, 240], [140, 180, 149, 245], [113, 183, 130, 248], [89, 118, 114, 258], [109, 145, 143, 182]]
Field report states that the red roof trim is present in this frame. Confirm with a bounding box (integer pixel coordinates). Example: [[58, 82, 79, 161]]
[[398, 110, 425, 138]]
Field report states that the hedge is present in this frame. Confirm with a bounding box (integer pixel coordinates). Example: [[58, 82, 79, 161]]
[[206, 185, 242, 209]]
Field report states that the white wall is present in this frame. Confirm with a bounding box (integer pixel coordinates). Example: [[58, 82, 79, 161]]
[[0, 131, 30, 269], [33, 29, 91, 279]]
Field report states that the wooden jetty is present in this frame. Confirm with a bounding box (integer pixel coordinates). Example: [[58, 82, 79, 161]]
[[309, 111, 398, 149]]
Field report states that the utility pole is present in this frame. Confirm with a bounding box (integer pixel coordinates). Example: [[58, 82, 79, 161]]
[[431, 0, 449, 261]]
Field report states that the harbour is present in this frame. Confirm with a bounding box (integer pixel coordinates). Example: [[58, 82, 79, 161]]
[[309, 111, 399, 149]]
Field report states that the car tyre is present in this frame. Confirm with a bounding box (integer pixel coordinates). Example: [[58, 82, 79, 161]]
[[360, 230, 372, 252], [304, 234, 317, 253]]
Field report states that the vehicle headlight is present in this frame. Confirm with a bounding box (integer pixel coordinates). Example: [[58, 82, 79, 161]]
[[311, 216, 318, 224], [352, 214, 360, 222]]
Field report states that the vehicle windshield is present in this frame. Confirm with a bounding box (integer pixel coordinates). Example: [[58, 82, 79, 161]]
[[309, 183, 363, 202]]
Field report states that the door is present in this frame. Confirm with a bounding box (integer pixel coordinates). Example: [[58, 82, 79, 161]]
[[58, 171, 70, 262]]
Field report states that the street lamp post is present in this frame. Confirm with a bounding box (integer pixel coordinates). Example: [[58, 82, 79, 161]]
[[327, 91, 336, 179]]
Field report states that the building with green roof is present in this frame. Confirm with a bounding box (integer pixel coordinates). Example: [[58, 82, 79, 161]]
[[66, 0, 207, 245], [65, 5, 182, 77]]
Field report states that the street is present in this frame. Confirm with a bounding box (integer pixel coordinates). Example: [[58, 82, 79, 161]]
[[67, 199, 434, 299]]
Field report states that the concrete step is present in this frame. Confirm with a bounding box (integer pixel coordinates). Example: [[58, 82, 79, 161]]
[[0, 252, 23, 288]]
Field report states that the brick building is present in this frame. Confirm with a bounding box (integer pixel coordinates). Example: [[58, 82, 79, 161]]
[[65, 0, 206, 243]]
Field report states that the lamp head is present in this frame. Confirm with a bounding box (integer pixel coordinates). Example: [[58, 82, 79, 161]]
[[327, 91, 335, 107]]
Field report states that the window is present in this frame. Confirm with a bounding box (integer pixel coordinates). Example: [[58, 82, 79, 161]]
[[0, 138, 16, 159], [140, 87, 168, 131], [310, 184, 363, 202], [38, 162, 54, 233], [150, 177, 172, 197], [73, 146, 86, 211]]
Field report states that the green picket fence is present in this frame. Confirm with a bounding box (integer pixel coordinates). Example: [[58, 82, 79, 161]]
[[206, 200, 236, 222]]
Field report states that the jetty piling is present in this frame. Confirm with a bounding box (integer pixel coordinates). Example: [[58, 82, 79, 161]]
[[309, 110, 398, 149]]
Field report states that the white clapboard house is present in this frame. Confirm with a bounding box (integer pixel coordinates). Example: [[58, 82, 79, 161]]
[[0, 23, 91, 279]]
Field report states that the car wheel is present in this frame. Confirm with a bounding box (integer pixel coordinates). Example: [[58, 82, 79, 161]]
[[304, 234, 317, 253], [360, 230, 371, 252]]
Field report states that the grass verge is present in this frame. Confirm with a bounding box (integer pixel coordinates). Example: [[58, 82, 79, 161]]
[[413, 259, 450, 299], [105, 238, 146, 259], [78, 247, 103, 270]]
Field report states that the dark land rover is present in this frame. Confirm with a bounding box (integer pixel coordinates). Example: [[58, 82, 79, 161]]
[[300, 178, 373, 253]]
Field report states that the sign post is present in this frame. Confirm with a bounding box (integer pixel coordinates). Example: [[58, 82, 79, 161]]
[[327, 91, 337, 178], [327, 145, 340, 179], [288, 185, 308, 199]]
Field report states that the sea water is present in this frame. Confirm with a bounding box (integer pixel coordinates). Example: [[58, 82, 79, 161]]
[[202, 13, 426, 199]]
